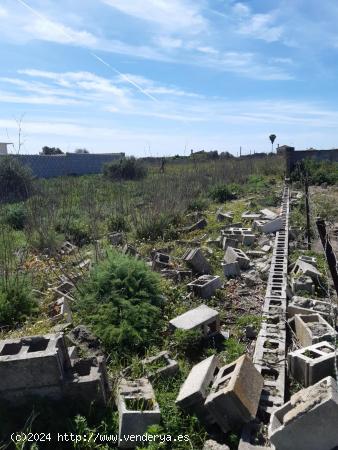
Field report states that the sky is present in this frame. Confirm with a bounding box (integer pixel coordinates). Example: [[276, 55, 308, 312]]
[[1, 0, 338, 156]]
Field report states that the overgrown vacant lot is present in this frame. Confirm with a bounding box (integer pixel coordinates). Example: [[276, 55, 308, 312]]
[[0, 155, 337, 449]]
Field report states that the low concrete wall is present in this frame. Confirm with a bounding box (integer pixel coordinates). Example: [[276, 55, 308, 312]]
[[1, 153, 125, 178]]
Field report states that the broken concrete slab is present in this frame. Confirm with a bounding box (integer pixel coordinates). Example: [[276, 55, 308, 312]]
[[151, 252, 172, 271], [224, 247, 250, 269], [117, 378, 161, 448], [182, 248, 211, 274], [242, 211, 262, 221], [205, 355, 264, 433], [169, 305, 220, 336], [176, 355, 221, 425], [187, 275, 222, 299], [269, 376, 338, 450], [288, 341, 338, 387], [294, 313, 337, 347]]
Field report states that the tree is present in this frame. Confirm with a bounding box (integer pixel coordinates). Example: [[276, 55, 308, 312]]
[[41, 146, 63, 155], [0, 156, 33, 203], [74, 148, 89, 154]]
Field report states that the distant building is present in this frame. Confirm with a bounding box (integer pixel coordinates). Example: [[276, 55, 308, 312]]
[[277, 145, 338, 175], [0, 142, 12, 155]]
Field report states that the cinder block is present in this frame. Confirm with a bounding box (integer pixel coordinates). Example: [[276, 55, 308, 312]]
[[169, 305, 220, 336], [269, 376, 338, 450], [176, 355, 221, 425], [205, 355, 264, 433], [288, 341, 337, 387], [287, 296, 336, 320], [117, 378, 161, 448], [294, 313, 337, 347], [224, 247, 250, 269], [222, 261, 241, 277], [182, 248, 211, 274], [187, 275, 222, 298]]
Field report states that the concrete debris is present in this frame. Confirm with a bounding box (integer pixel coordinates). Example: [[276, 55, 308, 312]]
[[291, 275, 314, 295], [122, 244, 139, 258], [242, 211, 262, 221], [67, 325, 104, 356], [216, 211, 233, 222], [169, 305, 220, 336], [205, 355, 264, 433], [109, 232, 124, 245], [294, 313, 337, 347], [260, 209, 278, 220], [117, 378, 161, 448], [182, 248, 211, 274], [187, 275, 222, 298], [292, 258, 322, 281], [287, 296, 336, 321], [203, 440, 230, 450], [184, 218, 207, 232], [261, 245, 271, 253], [222, 236, 239, 250], [49, 296, 72, 323], [269, 376, 338, 450], [60, 241, 77, 255], [151, 252, 172, 271], [0, 333, 110, 407], [160, 268, 192, 282]]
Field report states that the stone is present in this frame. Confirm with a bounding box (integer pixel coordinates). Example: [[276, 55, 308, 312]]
[[169, 304, 220, 336], [117, 378, 161, 448], [0, 333, 110, 407], [269, 376, 338, 450], [288, 341, 338, 387], [176, 355, 221, 425], [67, 325, 104, 356], [222, 261, 241, 277], [224, 247, 250, 269], [294, 313, 337, 347], [205, 355, 264, 433], [109, 232, 123, 245], [203, 440, 230, 450], [187, 275, 222, 298], [245, 326, 257, 339], [182, 248, 211, 274]]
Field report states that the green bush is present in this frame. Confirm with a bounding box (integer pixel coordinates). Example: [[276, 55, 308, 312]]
[[208, 183, 240, 203], [107, 213, 130, 232], [0, 277, 37, 326], [75, 251, 164, 355], [172, 329, 204, 358], [187, 197, 208, 212], [3, 203, 27, 230], [135, 213, 173, 241], [56, 218, 91, 246], [0, 156, 33, 203], [103, 157, 147, 181]]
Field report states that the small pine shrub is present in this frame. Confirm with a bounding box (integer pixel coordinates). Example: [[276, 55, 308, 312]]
[[103, 157, 147, 181], [208, 183, 240, 203], [75, 251, 164, 356], [0, 277, 37, 326], [0, 156, 33, 203], [3, 203, 27, 230]]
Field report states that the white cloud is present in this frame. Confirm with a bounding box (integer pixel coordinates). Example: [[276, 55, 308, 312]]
[[102, 0, 206, 32]]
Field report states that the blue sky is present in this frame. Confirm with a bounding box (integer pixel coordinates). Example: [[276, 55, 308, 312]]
[[1, 0, 338, 155]]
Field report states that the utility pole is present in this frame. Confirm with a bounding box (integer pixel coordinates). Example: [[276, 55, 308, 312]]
[[316, 218, 338, 296], [304, 175, 311, 250]]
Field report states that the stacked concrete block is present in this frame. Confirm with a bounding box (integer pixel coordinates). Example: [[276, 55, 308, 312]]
[[187, 275, 222, 298], [294, 313, 337, 347], [287, 296, 336, 320], [224, 247, 250, 269], [205, 355, 264, 433], [176, 355, 221, 425], [222, 261, 241, 277], [117, 378, 161, 448], [288, 341, 338, 387], [182, 248, 211, 274], [269, 376, 338, 450], [141, 351, 178, 379], [0, 333, 110, 407], [169, 305, 220, 336]]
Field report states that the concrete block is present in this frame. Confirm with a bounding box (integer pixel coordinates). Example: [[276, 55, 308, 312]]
[[205, 355, 264, 433], [50, 296, 72, 323], [288, 341, 338, 387], [291, 275, 314, 295], [109, 232, 123, 245], [216, 211, 233, 222], [176, 355, 221, 425], [269, 376, 338, 450], [60, 241, 77, 255], [261, 217, 283, 234], [294, 313, 337, 347], [169, 305, 220, 336], [187, 275, 222, 298], [151, 252, 171, 271], [287, 296, 336, 320], [141, 351, 178, 379], [222, 261, 241, 277], [184, 218, 207, 232], [203, 440, 230, 450], [224, 247, 250, 269], [260, 209, 278, 220], [117, 378, 161, 448], [292, 259, 322, 281], [222, 236, 239, 250], [242, 211, 262, 221], [242, 234, 256, 246], [182, 248, 211, 274]]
